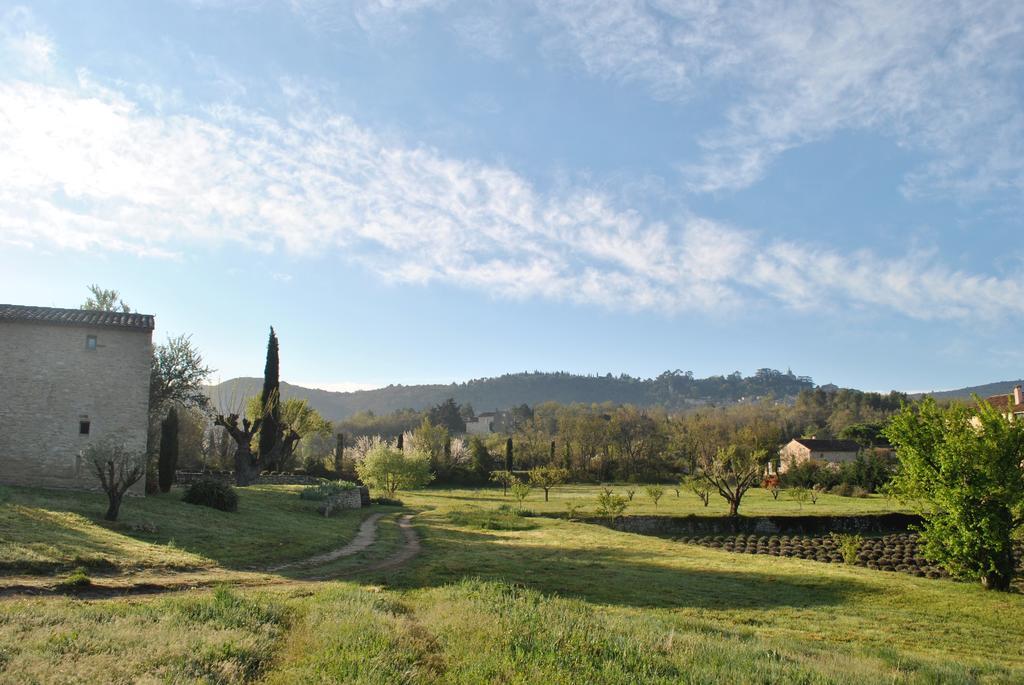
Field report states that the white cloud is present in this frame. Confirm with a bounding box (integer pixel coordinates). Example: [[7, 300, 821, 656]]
[[536, 1, 1024, 197], [1, 72, 1021, 321], [0, 6, 56, 74]]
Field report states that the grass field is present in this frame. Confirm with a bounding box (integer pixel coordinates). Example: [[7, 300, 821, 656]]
[[401, 482, 906, 517], [2, 483, 1022, 684], [0, 484, 373, 574]]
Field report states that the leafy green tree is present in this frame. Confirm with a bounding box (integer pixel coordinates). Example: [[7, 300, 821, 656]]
[[644, 485, 664, 508], [682, 475, 710, 506], [596, 488, 628, 521], [469, 436, 491, 482], [157, 407, 179, 493], [696, 445, 766, 516], [356, 443, 434, 496], [510, 481, 532, 509], [884, 398, 1024, 591], [81, 284, 130, 313], [412, 418, 450, 478], [258, 327, 282, 466], [427, 398, 467, 434], [490, 470, 516, 495], [528, 465, 569, 502]]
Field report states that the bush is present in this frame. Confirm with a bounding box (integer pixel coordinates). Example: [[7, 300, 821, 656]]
[[830, 533, 864, 564], [182, 479, 238, 512], [830, 483, 854, 497], [299, 480, 358, 501], [57, 566, 92, 591], [371, 496, 404, 506]]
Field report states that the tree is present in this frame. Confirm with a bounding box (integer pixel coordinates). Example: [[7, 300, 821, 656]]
[[246, 396, 331, 471], [645, 485, 665, 508], [682, 475, 710, 507], [356, 443, 434, 496], [789, 486, 809, 511], [81, 284, 130, 313], [884, 398, 1024, 591], [490, 470, 516, 496], [510, 481, 532, 509], [214, 413, 263, 486], [412, 418, 449, 478], [469, 436, 491, 482], [87, 438, 145, 521], [258, 327, 282, 466], [427, 398, 467, 434], [505, 437, 514, 472], [596, 488, 628, 522], [157, 407, 179, 493], [528, 466, 569, 502], [696, 445, 766, 516], [149, 334, 213, 426]]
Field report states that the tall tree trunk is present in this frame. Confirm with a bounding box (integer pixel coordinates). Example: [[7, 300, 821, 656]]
[[981, 543, 1015, 591], [234, 448, 260, 486], [728, 498, 739, 516]]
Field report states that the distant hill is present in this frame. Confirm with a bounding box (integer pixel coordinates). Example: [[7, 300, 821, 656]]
[[205, 369, 815, 422], [914, 380, 1024, 402]]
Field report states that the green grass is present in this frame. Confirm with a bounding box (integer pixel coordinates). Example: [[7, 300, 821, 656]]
[[401, 483, 905, 517], [0, 484, 373, 573], [2, 484, 1022, 683]]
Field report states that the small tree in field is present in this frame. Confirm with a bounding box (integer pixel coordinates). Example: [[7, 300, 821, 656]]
[[682, 476, 710, 507], [87, 439, 145, 521], [885, 397, 1024, 591], [510, 481, 531, 509], [645, 485, 665, 508], [528, 466, 569, 502], [157, 407, 179, 493], [789, 486, 809, 511], [491, 470, 516, 495], [696, 446, 766, 516], [596, 488, 628, 522], [356, 443, 433, 497]]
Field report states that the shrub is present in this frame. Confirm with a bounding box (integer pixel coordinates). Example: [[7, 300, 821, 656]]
[[566, 502, 584, 521], [595, 488, 628, 521], [644, 485, 665, 508], [182, 479, 238, 512], [57, 566, 92, 591], [850, 486, 870, 498], [830, 483, 854, 497], [299, 480, 358, 501], [371, 496, 404, 506], [829, 533, 864, 564]]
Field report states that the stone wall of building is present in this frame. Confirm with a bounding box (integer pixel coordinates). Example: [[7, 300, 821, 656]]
[[0, 320, 152, 493]]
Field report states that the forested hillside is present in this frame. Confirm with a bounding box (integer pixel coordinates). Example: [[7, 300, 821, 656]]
[[206, 369, 814, 421]]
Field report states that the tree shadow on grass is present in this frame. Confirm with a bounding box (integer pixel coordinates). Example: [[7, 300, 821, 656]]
[[365, 518, 871, 611]]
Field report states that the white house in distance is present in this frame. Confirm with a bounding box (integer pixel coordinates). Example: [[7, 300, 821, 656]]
[[465, 411, 498, 436], [0, 304, 154, 492], [775, 437, 861, 474]]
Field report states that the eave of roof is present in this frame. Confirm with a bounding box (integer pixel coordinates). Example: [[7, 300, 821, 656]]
[[0, 304, 155, 331]]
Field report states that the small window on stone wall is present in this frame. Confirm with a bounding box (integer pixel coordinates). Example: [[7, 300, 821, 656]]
[[79, 420, 90, 435], [86, 335, 97, 350]]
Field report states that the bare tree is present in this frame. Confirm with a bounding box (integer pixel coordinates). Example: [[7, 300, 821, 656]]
[[214, 412, 299, 485], [87, 439, 145, 521]]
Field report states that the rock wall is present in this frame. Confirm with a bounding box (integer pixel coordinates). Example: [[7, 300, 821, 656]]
[[605, 513, 921, 537], [174, 471, 321, 486]]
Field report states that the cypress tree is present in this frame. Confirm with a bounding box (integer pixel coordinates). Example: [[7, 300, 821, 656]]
[[505, 437, 514, 473], [157, 407, 179, 493], [258, 327, 281, 466], [397, 432, 404, 450], [549, 440, 556, 464]]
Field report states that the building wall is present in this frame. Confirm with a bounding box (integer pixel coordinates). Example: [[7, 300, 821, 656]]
[[0, 320, 152, 493], [778, 441, 858, 473], [465, 418, 492, 436]]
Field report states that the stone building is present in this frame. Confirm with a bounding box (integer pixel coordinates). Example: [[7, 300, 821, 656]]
[[984, 385, 1024, 421], [0, 304, 154, 492], [775, 437, 861, 474]]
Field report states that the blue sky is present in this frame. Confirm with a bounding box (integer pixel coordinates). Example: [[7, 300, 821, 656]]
[[1, 1, 1022, 394]]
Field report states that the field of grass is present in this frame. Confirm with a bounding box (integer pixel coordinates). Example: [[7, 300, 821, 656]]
[[0, 484, 374, 574], [401, 482, 906, 517], [2, 483, 1022, 683]]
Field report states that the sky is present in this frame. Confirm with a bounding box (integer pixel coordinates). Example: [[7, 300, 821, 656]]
[[1, 1, 1022, 394]]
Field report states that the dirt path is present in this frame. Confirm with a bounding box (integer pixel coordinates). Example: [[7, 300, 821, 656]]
[[307, 514, 420, 579], [266, 512, 385, 572], [0, 512, 423, 599]]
